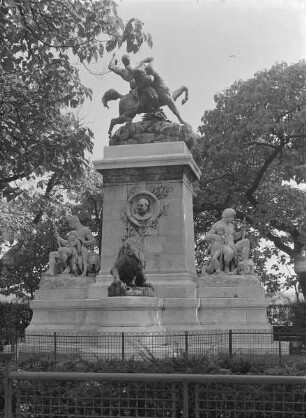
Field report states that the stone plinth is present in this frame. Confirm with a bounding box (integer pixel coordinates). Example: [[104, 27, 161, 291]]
[[197, 274, 271, 330], [28, 275, 165, 333], [109, 119, 199, 148], [28, 272, 274, 348], [93, 142, 201, 300]]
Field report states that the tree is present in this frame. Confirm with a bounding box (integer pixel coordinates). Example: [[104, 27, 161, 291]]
[[0, 0, 152, 239], [0, 221, 53, 300], [196, 61, 306, 298], [0, 168, 104, 299], [0, 1, 152, 297]]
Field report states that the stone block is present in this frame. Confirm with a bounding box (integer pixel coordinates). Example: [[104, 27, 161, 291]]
[[104, 184, 128, 201], [161, 298, 200, 327], [39, 275, 96, 290], [146, 273, 197, 298], [87, 274, 112, 298], [104, 142, 189, 159], [198, 286, 264, 299], [102, 201, 126, 221], [198, 308, 248, 326], [35, 289, 88, 300]]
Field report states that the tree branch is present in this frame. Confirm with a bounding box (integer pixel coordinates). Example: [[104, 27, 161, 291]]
[[265, 231, 295, 258], [0, 173, 26, 185], [32, 172, 62, 225], [253, 141, 277, 149], [275, 103, 305, 122], [246, 134, 289, 206]]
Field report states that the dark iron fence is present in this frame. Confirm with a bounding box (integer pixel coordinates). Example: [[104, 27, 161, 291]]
[[1, 329, 305, 366], [1, 355, 305, 418], [1, 304, 305, 365]]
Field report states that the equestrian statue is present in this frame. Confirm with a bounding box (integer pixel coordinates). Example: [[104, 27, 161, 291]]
[[102, 53, 190, 137]]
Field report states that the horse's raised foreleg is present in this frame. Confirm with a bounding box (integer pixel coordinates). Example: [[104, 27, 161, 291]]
[[172, 86, 189, 105], [164, 96, 190, 127], [108, 115, 134, 137]]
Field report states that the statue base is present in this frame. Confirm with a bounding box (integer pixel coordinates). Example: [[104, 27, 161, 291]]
[[23, 272, 288, 359], [197, 273, 271, 330], [28, 272, 271, 333], [27, 274, 165, 333], [108, 281, 155, 297], [109, 119, 199, 149]]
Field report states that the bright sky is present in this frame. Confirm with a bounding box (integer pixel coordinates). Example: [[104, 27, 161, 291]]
[[78, 0, 306, 160]]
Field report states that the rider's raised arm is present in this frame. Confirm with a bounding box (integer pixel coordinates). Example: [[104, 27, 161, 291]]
[[108, 54, 131, 82], [108, 53, 117, 71]]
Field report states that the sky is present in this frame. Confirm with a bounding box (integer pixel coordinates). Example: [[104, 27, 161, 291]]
[[77, 0, 306, 161]]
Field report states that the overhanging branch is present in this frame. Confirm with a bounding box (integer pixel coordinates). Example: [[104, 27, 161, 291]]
[[246, 134, 289, 206]]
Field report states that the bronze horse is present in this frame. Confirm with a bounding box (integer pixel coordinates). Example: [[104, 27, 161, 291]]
[[102, 70, 189, 137]]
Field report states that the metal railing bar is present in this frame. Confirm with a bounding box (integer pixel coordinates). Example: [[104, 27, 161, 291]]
[[8, 371, 306, 385]]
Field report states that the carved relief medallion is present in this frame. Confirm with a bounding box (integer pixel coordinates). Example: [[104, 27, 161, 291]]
[[125, 191, 161, 227]]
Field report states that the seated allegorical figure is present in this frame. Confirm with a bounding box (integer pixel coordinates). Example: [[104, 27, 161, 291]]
[[45, 215, 97, 277], [203, 208, 251, 275], [57, 230, 82, 276]]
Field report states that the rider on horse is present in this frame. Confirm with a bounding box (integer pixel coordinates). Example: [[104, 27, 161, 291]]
[[108, 53, 156, 100], [103, 54, 189, 136]]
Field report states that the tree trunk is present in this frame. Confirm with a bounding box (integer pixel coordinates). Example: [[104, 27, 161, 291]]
[[296, 272, 306, 299], [294, 256, 306, 299]]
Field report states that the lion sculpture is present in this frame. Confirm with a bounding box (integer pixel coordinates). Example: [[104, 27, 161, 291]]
[[109, 241, 153, 296]]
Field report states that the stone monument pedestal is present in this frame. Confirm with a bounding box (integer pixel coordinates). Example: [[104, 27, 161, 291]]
[[27, 276, 165, 333], [28, 272, 272, 333], [93, 141, 201, 302], [27, 142, 275, 353], [197, 274, 271, 330], [29, 142, 203, 334]]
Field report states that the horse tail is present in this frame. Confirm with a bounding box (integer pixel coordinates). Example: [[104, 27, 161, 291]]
[[102, 89, 124, 109]]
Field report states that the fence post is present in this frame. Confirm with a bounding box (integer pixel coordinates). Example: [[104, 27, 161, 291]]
[[229, 330, 233, 357], [278, 328, 282, 362], [121, 332, 125, 361], [53, 332, 57, 367], [194, 384, 200, 418], [183, 382, 189, 418], [184, 331, 189, 358], [1, 352, 14, 418], [14, 328, 19, 364]]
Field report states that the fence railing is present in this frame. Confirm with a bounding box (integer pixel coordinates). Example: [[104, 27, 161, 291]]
[[1, 355, 305, 418], [1, 329, 306, 365]]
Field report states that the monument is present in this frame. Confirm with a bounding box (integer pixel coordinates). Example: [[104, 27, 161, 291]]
[[27, 54, 273, 348]]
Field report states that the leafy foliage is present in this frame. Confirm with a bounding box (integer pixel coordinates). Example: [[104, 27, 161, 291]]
[[0, 1, 151, 296], [0, 0, 151, 239], [0, 221, 54, 299], [16, 351, 306, 375], [196, 61, 306, 297], [0, 302, 32, 333]]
